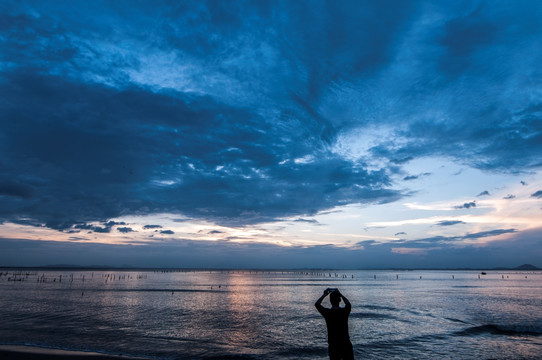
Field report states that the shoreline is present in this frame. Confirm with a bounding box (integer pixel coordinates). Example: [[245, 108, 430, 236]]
[[1, 266, 541, 271], [0, 345, 150, 360]]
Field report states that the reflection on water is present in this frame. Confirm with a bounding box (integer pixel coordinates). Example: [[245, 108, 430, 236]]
[[0, 270, 541, 359]]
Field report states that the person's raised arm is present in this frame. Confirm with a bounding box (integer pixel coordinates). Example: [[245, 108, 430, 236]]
[[315, 288, 330, 308], [339, 291, 351, 312]]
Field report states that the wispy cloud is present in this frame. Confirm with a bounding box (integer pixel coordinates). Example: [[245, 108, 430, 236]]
[[436, 220, 466, 227]]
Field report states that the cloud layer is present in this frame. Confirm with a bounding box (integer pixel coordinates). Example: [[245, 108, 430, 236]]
[[0, 225, 538, 269], [1, 1, 542, 263]]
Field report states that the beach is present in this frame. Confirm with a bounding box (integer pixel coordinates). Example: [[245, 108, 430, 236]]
[[0, 345, 149, 360]]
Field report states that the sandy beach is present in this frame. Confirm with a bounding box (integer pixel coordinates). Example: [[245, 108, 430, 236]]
[[0, 345, 149, 360]]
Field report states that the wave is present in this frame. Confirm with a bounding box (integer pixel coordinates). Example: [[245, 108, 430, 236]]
[[350, 312, 402, 321], [32, 287, 226, 293], [202, 356, 265, 360], [444, 317, 470, 324], [272, 345, 327, 358], [454, 324, 542, 337], [361, 304, 397, 311]]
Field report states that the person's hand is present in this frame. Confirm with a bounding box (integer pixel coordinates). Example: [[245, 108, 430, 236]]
[[324, 288, 330, 295]]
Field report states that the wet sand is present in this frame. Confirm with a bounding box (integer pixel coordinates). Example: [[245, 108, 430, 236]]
[[0, 345, 149, 360]]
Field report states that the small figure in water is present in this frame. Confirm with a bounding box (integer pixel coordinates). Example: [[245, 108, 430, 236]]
[[315, 288, 354, 360]]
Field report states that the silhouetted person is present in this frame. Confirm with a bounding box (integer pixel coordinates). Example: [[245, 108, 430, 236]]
[[315, 288, 354, 360]]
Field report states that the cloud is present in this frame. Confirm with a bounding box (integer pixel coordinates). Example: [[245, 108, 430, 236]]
[[394, 232, 407, 236], [68, 236, 88, 242], [71, 221, 127, 234], [403, 172, 431, 181], [2, 0, 542, 236], [293, 218, 319, 224], [0, 226, 535, 269], [531, 190, 542, 198], [117, 227, 135, 233], [503, 194, 515, 200], [361, 5, 542, 172], [409, 229, 516, 245], [160, 230, 174, 235], [143, 225, 163, 229], [0, 70, 400, 231], [455, 201, 476, 209], [463, 229, 516, 239], [207, 230, 224, 234], [477, 190, 490, 197], [436, 220, 466, 226], [0, 181, 34, 199]]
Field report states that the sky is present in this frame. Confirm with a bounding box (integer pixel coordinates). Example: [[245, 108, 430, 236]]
[[1, 0, 542, 269]]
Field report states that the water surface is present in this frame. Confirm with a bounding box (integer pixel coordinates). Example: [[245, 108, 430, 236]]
[[1, 269, 541, 359]]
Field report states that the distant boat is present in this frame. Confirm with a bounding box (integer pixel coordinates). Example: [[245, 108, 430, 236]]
[[481, 272, 487, 275]]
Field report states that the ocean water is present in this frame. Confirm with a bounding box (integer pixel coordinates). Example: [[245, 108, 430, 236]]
[[0, 269, 541, 359]]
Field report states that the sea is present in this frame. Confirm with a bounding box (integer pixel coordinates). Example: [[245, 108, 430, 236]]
[[1, 269, 541, 360]]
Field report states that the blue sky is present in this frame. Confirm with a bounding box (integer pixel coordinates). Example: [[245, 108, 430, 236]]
[[1, 0, 542, 268]]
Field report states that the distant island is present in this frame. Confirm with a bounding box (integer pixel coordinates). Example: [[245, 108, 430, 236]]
[[498, 264, 540, 271]]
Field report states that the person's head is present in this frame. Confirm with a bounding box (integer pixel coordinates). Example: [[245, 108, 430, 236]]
[[329, 290, 341, 306]]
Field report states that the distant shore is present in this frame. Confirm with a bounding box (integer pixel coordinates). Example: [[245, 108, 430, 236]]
[[0, 345, 148, 360], [0, 264, 540, 271]]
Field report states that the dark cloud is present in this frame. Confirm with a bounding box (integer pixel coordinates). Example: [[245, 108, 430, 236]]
[[72, 221, 126, 234], [73, 224, 95, 231], [117, 227, 135, 233], [395, 232, 407, 236], [477, 191, 490, 197], [0, 69, 399, 230], [143, 225, 163, 229], [0, 181, 34, 199], [390, 157, 414, 165], [503, 194, 515, 200], [531, 190, 542, 198], [408, 228, 516, 245], [455, 201, 476, 209], [438, 5, 501, 75], [403, 172, 431, 181], [160, 230, 175, 235], [521, 181, 527, 186], [436, 220, 465, 227], [356, 240, 378, 246], [2, 0, 542, 236], [106, 221, 126, 226], [464, 229, 516, 239], [207, 230, 224, 234]]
